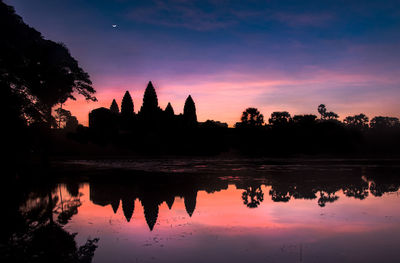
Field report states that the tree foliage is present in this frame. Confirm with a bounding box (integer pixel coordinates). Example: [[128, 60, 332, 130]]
[[317, 104, 327, 119], [370, 116, 400, 129], [54, 107, 72, 129], [0, 1, 96, 126], [318, 104, 338, 120], [65, 116, 79, 132], [343, 114, 369, 130], [54, 107, 79, 130], [269, 111, 291, 127], [325, 111, 339, 120], [292, 114, 317, 125], [237, 108, 264, 127]]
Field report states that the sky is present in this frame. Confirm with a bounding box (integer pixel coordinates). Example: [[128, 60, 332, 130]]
[[5, 0, 400, 126]]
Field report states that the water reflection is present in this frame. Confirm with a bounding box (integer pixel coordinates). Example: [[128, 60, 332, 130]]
[[87, 167, 400, 231], [2, 163, 400, 262], [1, 182, 99, 263], [242, 185, 264, 208]]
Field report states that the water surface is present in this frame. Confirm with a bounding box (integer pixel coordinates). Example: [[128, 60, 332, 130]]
[[5, 159, 400, 263]]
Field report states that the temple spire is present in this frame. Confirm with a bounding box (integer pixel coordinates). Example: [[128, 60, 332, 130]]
[[121, 91, 134, 116], [183, 95, 197, 127], [110, 99, 119, 114]]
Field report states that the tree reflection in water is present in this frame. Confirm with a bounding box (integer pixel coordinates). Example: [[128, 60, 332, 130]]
[[1, 182, 99, 263], [86, 165, 400, 230], [242, 185, 264, 208], [2, 164, 400, 262], [317, 191, 339, 207]]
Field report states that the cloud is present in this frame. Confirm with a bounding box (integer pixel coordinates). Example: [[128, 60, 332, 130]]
[[126, 0, 236, 31], [273, 12, 334, 27], [126, 1, 335, 30]]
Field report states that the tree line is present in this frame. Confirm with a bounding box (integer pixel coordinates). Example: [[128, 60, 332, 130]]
[[236, 104, 399, 130], [231, 104, 400, 156]]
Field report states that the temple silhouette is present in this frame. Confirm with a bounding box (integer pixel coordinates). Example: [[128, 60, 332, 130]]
[[81, 84, 400, 156], [89, 81, 199, 133], [84, 81, 231, 155]]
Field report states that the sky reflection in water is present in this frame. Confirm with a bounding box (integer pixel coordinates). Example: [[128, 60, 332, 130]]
[[41, 164, 400, 263]]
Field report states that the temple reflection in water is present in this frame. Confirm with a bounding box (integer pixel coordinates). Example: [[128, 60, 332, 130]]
[[87, 165, 400, 231], [4, 162, 400, 263]]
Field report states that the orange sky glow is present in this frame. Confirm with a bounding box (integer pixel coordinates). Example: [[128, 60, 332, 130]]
[[64, 69, 400, 127]]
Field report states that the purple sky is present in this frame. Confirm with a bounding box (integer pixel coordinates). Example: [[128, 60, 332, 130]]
[[6, 0, 400, 125]]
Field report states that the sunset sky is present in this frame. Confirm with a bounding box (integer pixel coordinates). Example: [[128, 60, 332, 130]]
[[6, 0, 400, 126]]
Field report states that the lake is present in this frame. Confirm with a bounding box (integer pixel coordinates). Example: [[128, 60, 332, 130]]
[[3, 158, 400, 263]]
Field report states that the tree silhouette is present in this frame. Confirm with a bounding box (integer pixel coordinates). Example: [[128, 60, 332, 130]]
[[183, 95, 197, 127], [269, 111, 291, 127], [318, 104, 338, 120], [292, 114, 317, 126], [0, 1, 96, 126], [343, 114, 369, 130], [110, 99, 119, 114], [325, 111, 339, 120], [200, 120, 228, 128], [54, 107, 72, 129], [370, 116, 400, 129], [121, 91, 134, 117], [237, 107, 264, 127], [54, 107, 79, 131], [318, 104, 327, 119], [65, 116, 79, 132]]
